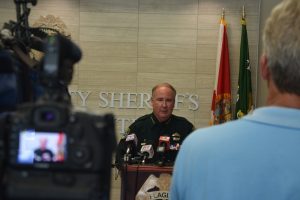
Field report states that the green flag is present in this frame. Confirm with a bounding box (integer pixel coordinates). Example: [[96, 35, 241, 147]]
[[235, 18, 253, 119]]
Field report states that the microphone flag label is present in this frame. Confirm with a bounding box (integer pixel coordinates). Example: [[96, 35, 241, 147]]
[[159, 136, 170, 142]]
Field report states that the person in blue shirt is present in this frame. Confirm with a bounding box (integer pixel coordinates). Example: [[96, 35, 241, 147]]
[[170, 0, 300, 199]]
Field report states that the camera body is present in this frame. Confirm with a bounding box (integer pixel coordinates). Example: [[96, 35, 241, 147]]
[[1, 2, 117, 198], [1, 101, 116, 200]]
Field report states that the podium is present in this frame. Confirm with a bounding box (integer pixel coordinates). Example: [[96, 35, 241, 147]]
[[120, 164, 173, 200]]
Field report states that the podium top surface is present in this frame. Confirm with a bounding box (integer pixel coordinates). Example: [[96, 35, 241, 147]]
[[122, 164, 173, 173]]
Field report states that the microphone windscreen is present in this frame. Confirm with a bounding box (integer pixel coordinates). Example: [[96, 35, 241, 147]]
[[125, 133, 138, 146], [140, 144, 154, 159], [158, 136, 170, 151], [57, 34, 82, 63]]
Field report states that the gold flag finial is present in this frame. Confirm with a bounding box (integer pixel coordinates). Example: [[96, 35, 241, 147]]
[[242, 5, 245, 19]]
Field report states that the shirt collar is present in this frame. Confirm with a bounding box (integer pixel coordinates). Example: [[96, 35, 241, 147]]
[[150, 113, 172, 126], [243, 106, 300, 129]]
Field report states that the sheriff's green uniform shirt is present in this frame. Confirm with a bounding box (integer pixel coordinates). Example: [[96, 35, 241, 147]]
[[116, 113, 194, 166]]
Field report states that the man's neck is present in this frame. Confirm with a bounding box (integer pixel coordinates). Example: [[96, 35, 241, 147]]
[[267, 81, 300, 109], [152, 113, 172, 124]]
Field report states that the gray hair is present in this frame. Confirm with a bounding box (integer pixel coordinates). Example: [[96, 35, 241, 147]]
[[263, 0, 300, 95], [151, 83, 176, 97]]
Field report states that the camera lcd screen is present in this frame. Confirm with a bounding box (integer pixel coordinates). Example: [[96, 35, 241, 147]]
[[17, 130, 67, 164]]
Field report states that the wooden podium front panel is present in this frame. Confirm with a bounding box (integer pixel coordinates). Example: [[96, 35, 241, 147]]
[[120, 165, 173, 200]]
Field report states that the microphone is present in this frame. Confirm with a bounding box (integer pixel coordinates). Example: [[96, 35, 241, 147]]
[[40, 34, 82, 89], [123, 133, 138, 163], [169, 143, 180, 151], [157, 136, 170, 166], [157, 136, 170, 152], [140, 144, 154, 164]]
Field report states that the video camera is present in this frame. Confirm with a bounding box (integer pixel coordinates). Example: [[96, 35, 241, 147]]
[[0, 0, 60, 108], [0, 1, 117, 200]]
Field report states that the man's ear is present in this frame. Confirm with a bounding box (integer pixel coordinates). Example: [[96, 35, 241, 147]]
[[260, 54, 270, 80]]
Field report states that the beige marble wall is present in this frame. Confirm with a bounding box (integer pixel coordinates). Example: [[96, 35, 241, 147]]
[[0, 0, 261, 129], [0, 0, 261, 199]]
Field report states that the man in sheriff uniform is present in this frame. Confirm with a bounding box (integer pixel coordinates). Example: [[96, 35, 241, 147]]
[[115, 83, 194, 167]]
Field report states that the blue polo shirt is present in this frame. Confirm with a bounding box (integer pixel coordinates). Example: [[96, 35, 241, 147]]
[[170, 107, 300, 200]]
